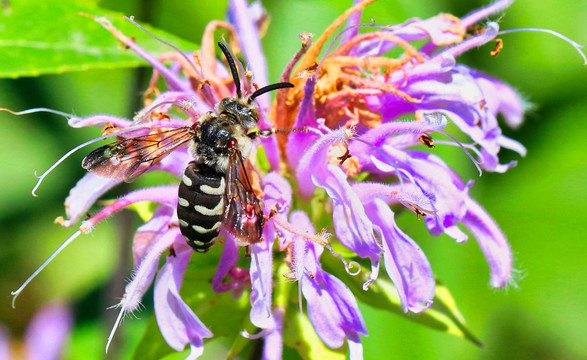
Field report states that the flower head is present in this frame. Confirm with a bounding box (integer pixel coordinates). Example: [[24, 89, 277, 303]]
[[8, 0, 585, 359]]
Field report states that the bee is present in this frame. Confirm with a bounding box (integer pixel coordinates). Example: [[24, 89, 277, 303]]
[[82, 42, 294, 252]]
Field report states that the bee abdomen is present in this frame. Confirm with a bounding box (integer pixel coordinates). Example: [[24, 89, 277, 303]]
[[177, 162, 226, 253]]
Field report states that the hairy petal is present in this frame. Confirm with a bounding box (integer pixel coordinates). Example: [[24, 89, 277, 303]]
[[133, 206, 175, 268], [463, 196, 512, 288], [461, 0, 514, 28], [123, 229, 179, 314], [84, 186, 178, 229]]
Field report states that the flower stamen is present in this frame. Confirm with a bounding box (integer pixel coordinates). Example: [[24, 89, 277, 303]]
[[11, 230, 83, 308], [272, 214, 329, 247], [325, 245, 361, 276]]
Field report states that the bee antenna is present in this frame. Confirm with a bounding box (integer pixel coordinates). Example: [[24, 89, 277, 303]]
[[217, 42, 242, 98], [249, 82, 294, 103]]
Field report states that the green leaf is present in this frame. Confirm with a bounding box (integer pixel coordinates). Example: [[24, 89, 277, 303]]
[[126, 201, 156, 222], [0, 0, 199, 78], [133, 246, 254, 360], [132, 315, 174, 360], [322, 254, 483, 347]]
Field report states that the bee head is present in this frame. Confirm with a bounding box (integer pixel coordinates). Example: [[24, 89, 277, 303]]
[[217, 97, 259, 129]]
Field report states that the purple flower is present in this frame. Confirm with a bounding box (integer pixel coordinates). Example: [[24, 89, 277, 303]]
[[8, 0, 585, 359], [0, 303, 73, 360]]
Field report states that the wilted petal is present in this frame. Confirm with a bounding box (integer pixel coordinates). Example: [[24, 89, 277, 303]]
[[24, 303, 73, 360], [154, 247, 212, 356]]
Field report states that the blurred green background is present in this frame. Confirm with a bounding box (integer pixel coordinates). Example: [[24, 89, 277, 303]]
[[1, 0, 586, 359]]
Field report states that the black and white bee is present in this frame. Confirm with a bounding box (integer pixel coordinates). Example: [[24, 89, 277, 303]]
[[82, 42, 294, 252]]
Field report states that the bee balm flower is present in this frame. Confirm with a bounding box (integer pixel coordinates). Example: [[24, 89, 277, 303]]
[[7, 0, 585, 359]]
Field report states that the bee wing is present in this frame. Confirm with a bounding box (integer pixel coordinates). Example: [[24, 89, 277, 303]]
[[82, 126, 194, 182], [223, 150, 265, 244]]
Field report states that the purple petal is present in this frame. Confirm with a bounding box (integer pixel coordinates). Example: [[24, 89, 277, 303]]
[[154, 248, 212, 356], [62, 173, 120, 226], [263, 172, 293, 216], [302, 268, 367, 349], [287, 77, 320, 172], [436, 22, 499, 59], [24, 303, 73, 360], [68, 114, 132, 129], [349, 113, 447, 151], [319, 165, 381, 258], [461, 0, 514, 28], [0, 326, 9, 360], [463, 196, 512, 288], [367, 199, 435, 313], [356, 142, 469, 242], [154, 149, 191, 178], [296, 128, 349, 198], [472, 71, 526, 129], [211, 234, 244, 293], [262, 307, 284, 360], [228, 0, 268, 108], [125, 228, 179, 311], [84, 186, 178, 229], [249, 238, 275, 329], [340, 0, 365, 44], [99, 18, 191, 93], [133, 206, 174, 268]]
